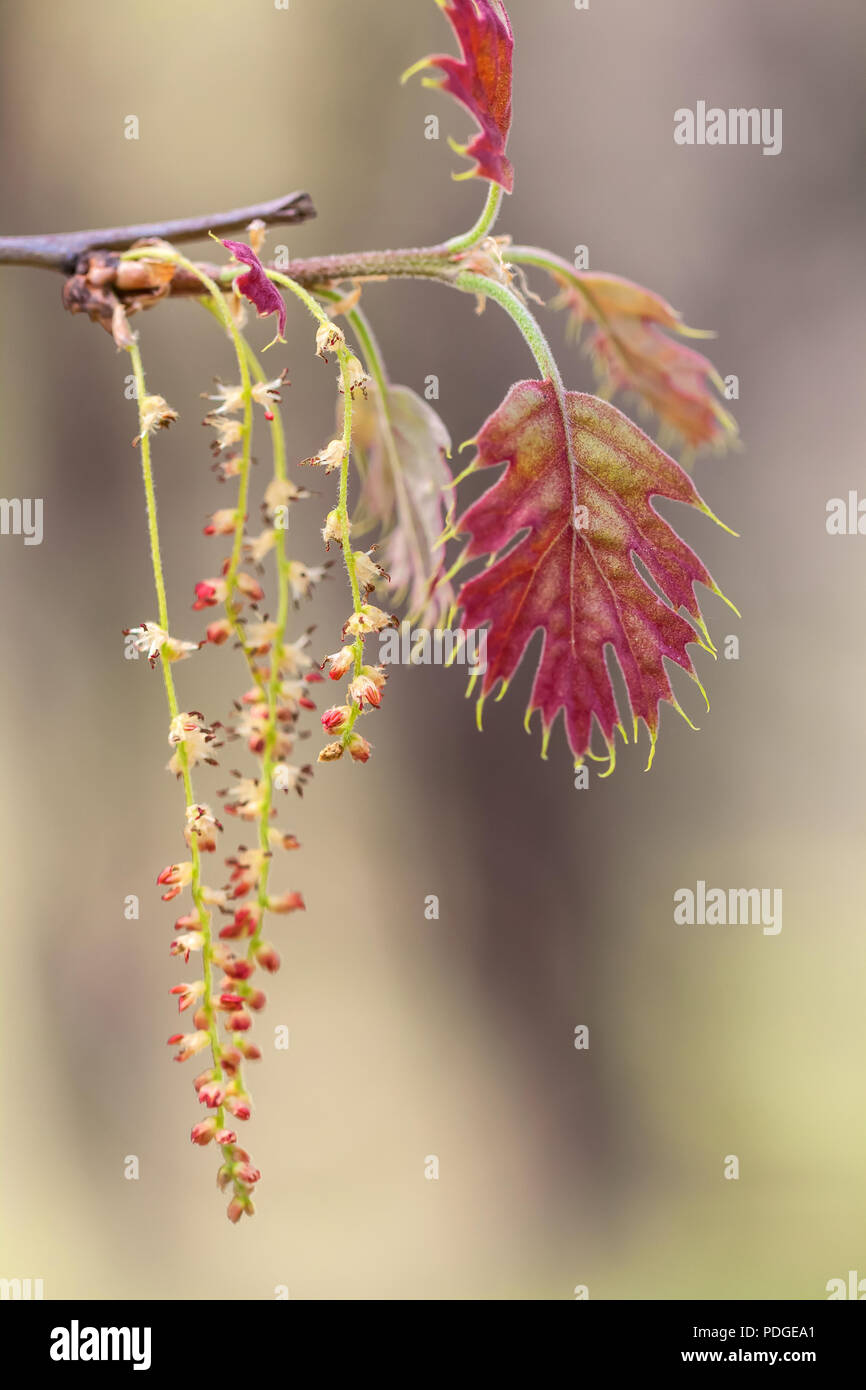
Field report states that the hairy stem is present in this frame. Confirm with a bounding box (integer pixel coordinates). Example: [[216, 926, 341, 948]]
[[328, 296, 432, 625], [124, 245, 254, 631], [504, 244, 663, 403], [267, 271, 366, 720], [445, 183, 503, 254], [126, 340, 226, 1126], [453, 270, 563, 386], [506, 244, 618, 334], [452, 270, 580, 517], [240, 335, 291, 957]]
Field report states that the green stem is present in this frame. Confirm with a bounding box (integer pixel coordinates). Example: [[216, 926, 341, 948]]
[[122, 245, 254, 616], [335, 302, 386, 398], [197, 299, 269, 700], [445, 184, 503, 254], [267, 271, 366, 704], [321, 291, 432, 627], [240, 335, 291, 956], [507, 244, 616, 332], [451, 271, 580, 517], [129, 345, 171, 634], [127, 340, 226, 1125], [506, 245, 575, 277], [453, 270, 563, 387], [504, 244, 656, 403]]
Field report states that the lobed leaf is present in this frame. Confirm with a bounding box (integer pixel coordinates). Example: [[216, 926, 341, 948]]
[[549, 268, 737, 453], [405, 0, 514, 193], [454, 380, 736, 771]]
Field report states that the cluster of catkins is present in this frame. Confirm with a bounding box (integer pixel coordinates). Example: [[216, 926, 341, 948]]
[[128, 368, 327, 1222], [123, 222, 414, 1220]]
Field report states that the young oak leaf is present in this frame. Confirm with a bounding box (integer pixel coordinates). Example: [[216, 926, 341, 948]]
[[403, 0, 514, 193], [547, 263, 737, 453], [453, 380, 737, 772], [221, 239, 286, 345], [352, 382, 455, 627]]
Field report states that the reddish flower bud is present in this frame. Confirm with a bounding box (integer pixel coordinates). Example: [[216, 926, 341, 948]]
[[198, 1082, 226, 1108], [322, 647, 355, 680], [268, 829, 300, 852], [203, 509, 239, 537], [255, 942, 281, 973], [170, 980, 204, 1013], [268, 890, 305, 914], [347, 732, 372, 763], [236, 572, 265, 602], [168, 1030, 210, 1062], [157, 861, 193, 901], [225, 1094, 252, 1121], [348, 666, 387, 711], [191, 1117, 218, 1146], [220, 1048, 241, 1076], [220, 902, 261, 940], [193, 579, 225, 611], [218, 992, 246, 1011], [222, 957, 255, 981], [321, 704, 351, 734], [228, 1010, 252, 1032], [206, 619, 233, 645], [233, 1161, 261, 1186], [171, 933, 203, 962]]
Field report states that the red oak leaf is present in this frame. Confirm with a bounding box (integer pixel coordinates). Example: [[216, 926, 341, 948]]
[[404, 0, 514, 193], [549, 265, 737, 452], [222, 239, 286, 343], [454, 381, 736, 771]]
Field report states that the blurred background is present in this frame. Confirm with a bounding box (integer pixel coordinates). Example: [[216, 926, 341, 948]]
[[1, 0, 864, 1300]]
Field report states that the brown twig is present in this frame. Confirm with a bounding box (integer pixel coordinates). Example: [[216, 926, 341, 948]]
[[0, 191, 316, 272], [1, 193, 462, 342], [159, 246, 458, 297]]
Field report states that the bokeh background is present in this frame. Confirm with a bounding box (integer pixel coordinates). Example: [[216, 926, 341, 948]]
[[1, 0, 864, 1300]]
